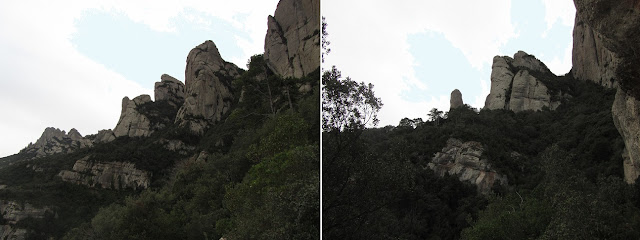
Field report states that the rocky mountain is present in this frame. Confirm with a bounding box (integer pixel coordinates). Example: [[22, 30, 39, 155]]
[[450, 89, 463, 110], [427, 138, 508, 194], [264, 0, 320, 78], [19, 127, 92, 160], [175, 40, 240, 134], [572, 0, 640, 183], [0, 0, 322, 238], [484, 51, 562, 112]]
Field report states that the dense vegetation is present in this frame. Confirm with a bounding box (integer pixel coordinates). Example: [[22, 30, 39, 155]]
[[0, 54, 319, 239], [323, 68, 640, 239]]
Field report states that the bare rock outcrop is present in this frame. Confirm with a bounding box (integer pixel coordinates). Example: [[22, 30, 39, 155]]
[[613, 88, 640, 183], [113, 95, 153, 138], [93, 129, 116, 143], [484, 51, 561, 112], [175, 40, 240, 134], [264, 0, 320, 78], [450, 89, 463, 110], [573, 0, 640, 183], [427, 138, 508, 194], [0, 200, 51, 240], [571, 14, 620, 88], [19, 127, 92, 159], [58, 156, 150, 190], [155, 74, 185, 107]]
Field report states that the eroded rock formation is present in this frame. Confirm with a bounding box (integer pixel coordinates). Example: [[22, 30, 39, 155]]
[[113, 95, 153, 138], [484, 51, 561, 112], [175, 40, 240, 134], [20, 127, 92, 159], [572, 15, 620, 88], [155, 74, 185, 107], [0, 200, 51, 240], [450, 89, 463, 110], [58, 156, 151, 190], [573, 0, 640, 183], [427, 138, 508, 194], [264, 0, 320, 78]]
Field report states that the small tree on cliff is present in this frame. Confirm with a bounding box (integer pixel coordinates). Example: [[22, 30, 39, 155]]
[[428, 108, 444, 126]]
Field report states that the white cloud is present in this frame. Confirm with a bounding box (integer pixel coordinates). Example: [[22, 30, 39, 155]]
[[323, 0, 516, 126], [0, 0, 278, 157], [541, 0, 576, 37]]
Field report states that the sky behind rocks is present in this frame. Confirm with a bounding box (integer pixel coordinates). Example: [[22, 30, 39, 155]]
[[322, 0, 576, 127], [0, 0, 278, 157]]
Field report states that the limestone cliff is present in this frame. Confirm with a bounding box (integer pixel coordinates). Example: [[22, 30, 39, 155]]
[[484, 51, 561, 112], [175, 40, 240, 134], [19, 127, 92, 159], [264, 0, 320, 78], [427, 138, 508, 194], [573, 0, 640, 183], [58, 156, 151, 190]]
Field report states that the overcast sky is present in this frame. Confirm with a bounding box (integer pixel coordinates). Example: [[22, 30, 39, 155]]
[[322, 0, 576, 127], [0, 0, 278, 157]]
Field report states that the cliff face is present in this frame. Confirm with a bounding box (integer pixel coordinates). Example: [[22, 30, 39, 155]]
[[484, 51, 561, 112], [427, 138, 508, 194], [175, 40, 240, 134], [573, 0, 640, 183], [58, 156, 151, 190], [114, 74, 185, 138], [113, 95, 153, 138], [264, 0, 320, 78], [571, 14, 620, 88]]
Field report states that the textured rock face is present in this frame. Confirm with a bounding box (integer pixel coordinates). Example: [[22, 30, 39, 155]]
[[427, 138, 508, 194], [484, 51, 560, 112], [155, 74, 185, 107], [509, 70, 560, 112], [0, 200, 51, 240], [450, 89, 463, 110], [93, 129, 116, 143], [571, 15, 620, 88], [573, 0, 640, 183], [20, 127, 92, 159], [58, 156, 150, 190], [175, 40, 240, 134], [613, 88, 640, 183], [264, 0, 320, 78], [113, 95, 153, 138]]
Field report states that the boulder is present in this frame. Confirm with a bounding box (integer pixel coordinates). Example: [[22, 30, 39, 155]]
[[427, 138, 508, 194], [113, 95, 153, 138], [155, 74, 185, 107], [58, 156, 151, 190], [264, 0, 320, 78], [175, 40, 240, 134], [450, 89, 463, 110], [484, 51, 561, 112]]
